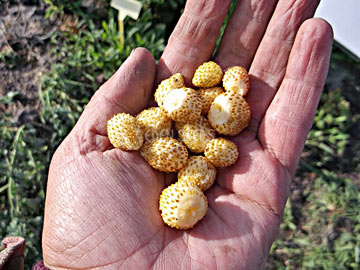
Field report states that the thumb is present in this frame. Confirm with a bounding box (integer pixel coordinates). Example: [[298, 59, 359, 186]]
[[76, 47, 155, 135]]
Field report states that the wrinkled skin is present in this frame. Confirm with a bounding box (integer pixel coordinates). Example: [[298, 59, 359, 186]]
[[42, 0, 333, 269]]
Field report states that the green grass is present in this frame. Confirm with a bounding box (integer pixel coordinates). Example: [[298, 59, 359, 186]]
[[1, 0, 359, 268], [304, 88, 354, 169], [268, 171, 360, 269]]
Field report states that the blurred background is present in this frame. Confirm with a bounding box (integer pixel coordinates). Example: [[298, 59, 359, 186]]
[[0, 0, 359, 269]]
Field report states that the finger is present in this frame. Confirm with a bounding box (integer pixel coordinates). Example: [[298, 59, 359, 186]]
[[156, 0, 232, 85], [74, 48, 155, 137], [245, 0, 320, 137], [258, 18, 333, 175], [215, 0, 278, 69]]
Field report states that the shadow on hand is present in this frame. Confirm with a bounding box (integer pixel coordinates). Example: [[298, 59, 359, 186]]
[[189, 185, 253, 241]]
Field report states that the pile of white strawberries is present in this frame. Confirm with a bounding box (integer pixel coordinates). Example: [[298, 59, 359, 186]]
[[107, 61, 251, 230]]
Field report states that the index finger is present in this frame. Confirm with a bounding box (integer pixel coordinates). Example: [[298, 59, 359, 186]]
[[156, 0, 232, 85]]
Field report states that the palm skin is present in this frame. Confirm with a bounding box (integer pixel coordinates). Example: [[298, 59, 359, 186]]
[[42, 0, 333, 269]]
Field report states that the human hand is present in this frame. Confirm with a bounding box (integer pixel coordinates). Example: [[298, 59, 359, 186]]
[[42, 0, 333, 269]]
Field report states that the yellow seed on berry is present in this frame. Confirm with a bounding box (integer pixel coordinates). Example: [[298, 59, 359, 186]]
[[175, 116, 216, 153], [107, 113, 144, 150], [155, 73, 185, 107], [192, 61, 223, 88], [136, 107, 172, 141], [178, 156, 217, 191], [140, 137, 188, 172], [208, 91, 250, 136], [222, 66, 250, 96], [200, 87, 224, 115], [162, 87, 201, 122], [159, 180, 208, 230], [204, 138, 238, 167]]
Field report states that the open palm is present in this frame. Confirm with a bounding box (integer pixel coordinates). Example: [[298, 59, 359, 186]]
[[42, 0, 333, 269]]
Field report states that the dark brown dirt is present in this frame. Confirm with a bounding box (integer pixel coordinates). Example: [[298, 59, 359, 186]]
[[327, 52, 360, 180], [0, 0, 59, 122]]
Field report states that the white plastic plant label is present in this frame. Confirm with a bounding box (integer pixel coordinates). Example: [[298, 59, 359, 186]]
[[110, 0, 142, 21], [315, 0, 360, 60]]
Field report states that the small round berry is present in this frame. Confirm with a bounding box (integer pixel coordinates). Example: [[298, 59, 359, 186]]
[[162, 87, 201, 122], [208, 92, 250, 136], [107, 113, 144, 150], [159, 181, 208, 230], [222, 66, 250, 96], [192, 61, 223, 88], [155, 73, 185, 107], [178, 156, 217, 191], [175, 116, 216, 153], [136, 107, 172, 141], [140, 137, 188, 172], [204, 138, 238, 167]]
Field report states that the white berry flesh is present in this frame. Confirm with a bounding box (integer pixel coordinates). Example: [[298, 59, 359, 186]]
[[159, 181, 208, 230]]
